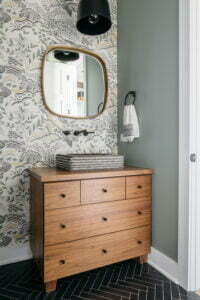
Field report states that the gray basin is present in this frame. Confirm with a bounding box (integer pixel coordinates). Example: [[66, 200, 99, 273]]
[[56, 154, 124, 171]]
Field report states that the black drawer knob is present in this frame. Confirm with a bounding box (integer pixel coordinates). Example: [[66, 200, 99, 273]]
[[59, 260, 66, 265], [102, 188, 107, 193], [102, 217, 108, 222], [137, 211, 142, 215], [137, 185, 142, 189], [60, 224, 67, 229], [102, 249, 107, 254], [137, 240, 142, 245], [60, 194, 66, 198]]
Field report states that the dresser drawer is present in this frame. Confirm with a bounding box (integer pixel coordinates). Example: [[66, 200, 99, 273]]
[[44, 181, 80, 210], [44, 225, 151, 282], [45, 199, 151, 245], [126, 175, 152, 200], [81, 177, 125, 204]]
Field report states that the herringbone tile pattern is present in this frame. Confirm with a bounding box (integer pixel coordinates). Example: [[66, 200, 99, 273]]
[[0, 259, 199, 300]]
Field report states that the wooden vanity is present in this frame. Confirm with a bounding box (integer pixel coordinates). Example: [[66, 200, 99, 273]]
[[29, 167, 153, 292]]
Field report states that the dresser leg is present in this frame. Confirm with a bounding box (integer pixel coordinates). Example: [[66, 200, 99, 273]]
[[45, 280, 57, 292], [139, 254, 148, 264]]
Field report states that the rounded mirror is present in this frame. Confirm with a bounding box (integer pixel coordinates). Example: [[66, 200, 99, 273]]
[[42, 46, 108, 119]]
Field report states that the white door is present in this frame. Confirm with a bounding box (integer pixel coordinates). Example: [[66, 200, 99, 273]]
[[179, 0, 200, 291]]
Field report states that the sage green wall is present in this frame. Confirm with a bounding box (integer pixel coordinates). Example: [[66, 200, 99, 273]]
[[118, 0, 179, 261]]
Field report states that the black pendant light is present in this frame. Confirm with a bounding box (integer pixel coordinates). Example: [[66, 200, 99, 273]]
[[54, 50, 79, 62], [76, 0, 112, 36]]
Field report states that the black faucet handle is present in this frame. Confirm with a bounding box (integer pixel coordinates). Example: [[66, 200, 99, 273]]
[[63, 131, 71, 136]]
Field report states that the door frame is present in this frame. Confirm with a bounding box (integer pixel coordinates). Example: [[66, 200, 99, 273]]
[[179, 0, 200, 291]]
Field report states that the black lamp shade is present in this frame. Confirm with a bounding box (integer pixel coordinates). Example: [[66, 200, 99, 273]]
[[76, 0, 112, 35], [54, 50, 79, 62]]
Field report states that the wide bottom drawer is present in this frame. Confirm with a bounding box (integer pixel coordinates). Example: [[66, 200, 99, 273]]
[[44, 226, 151, 282]]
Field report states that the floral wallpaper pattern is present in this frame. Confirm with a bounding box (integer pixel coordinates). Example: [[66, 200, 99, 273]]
[[0, 0, 117, 249]]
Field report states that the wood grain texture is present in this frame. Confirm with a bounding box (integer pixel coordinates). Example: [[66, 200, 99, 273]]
[[126, 175, 152, 200], [28, 167, 154, 183], [30, 177, 44, 279], [81, 177, 125, 204], [44, 199, 151, 245], [44, 226, 151, 282], [44, 181, 80, 210]]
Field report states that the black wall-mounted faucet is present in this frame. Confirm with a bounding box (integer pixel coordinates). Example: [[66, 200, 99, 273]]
[[74, 130, 94, 136], [63, 130, 94, 136]]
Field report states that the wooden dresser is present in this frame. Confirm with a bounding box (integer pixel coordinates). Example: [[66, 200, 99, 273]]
[[29, 167, 153, 292]]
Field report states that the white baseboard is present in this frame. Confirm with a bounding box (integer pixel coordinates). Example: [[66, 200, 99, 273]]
[[0, 246, 32, 266], [148, 247, 179, 284]]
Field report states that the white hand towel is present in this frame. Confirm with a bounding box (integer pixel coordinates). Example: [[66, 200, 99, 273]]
[[120, 104, 140, 143]]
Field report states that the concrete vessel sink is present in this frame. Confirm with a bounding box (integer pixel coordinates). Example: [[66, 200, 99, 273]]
[[56, 154, 124, 171]]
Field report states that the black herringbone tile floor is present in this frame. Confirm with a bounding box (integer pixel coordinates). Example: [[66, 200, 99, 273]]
[[0, 259, 199, 300]]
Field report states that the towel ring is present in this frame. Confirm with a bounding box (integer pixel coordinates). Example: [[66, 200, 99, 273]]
[[124, 91, 136, 105]]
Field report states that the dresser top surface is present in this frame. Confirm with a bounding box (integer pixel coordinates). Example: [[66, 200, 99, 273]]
[[28, 167, 153, 183]]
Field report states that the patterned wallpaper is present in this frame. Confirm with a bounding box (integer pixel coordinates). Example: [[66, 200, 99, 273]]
[[0, 0, 117, 250]]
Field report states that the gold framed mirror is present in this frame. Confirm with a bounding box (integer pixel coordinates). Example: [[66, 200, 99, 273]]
[[42, 46, 108, 119]]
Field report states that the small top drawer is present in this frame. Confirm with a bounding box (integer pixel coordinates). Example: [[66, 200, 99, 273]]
[[126, 175, 152, 200], [44, 181, 80, 210], [81, 177, 125, 204]]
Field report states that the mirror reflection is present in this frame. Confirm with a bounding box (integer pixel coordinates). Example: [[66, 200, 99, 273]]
[[43, 47, 107, 119]]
